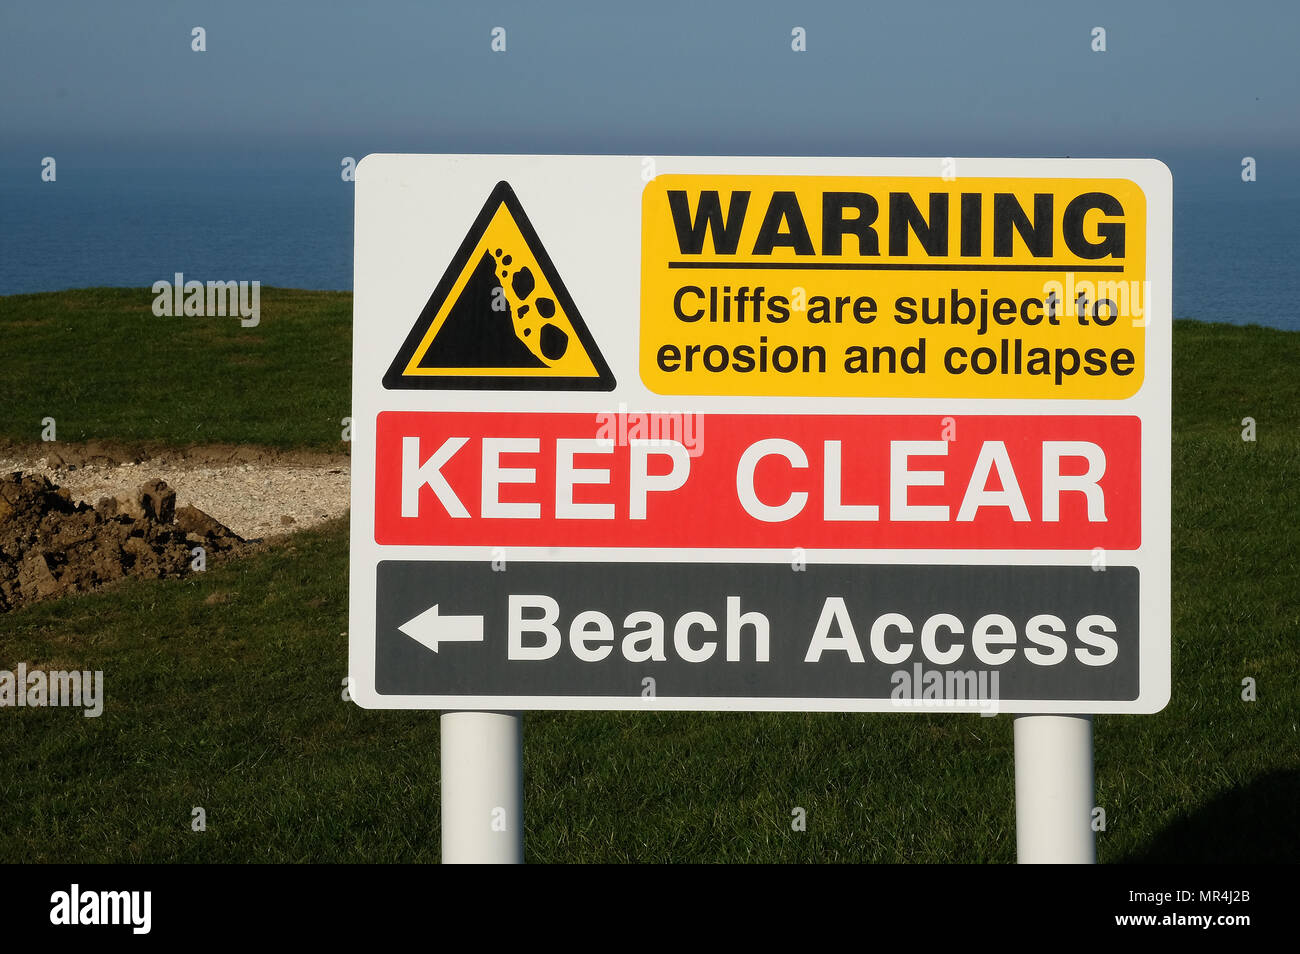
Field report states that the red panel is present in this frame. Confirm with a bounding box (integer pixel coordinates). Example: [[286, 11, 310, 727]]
[[375, 412, 1140, 550]]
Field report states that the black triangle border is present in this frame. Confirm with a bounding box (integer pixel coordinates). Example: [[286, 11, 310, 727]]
[[382, 180, 617, 391]]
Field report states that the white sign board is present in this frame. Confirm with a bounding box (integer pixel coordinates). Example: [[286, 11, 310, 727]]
[[349, 154, 1171, 714]]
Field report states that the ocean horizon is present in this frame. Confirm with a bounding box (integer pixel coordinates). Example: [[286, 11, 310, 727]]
[[3, 157, 1297, 332]]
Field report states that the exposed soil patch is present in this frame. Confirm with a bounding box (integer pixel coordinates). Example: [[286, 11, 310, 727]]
[[0, 472, 246, 612], [0, 442, 352, 613]]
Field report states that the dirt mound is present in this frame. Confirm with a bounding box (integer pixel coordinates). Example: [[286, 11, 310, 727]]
[[0, 472, 246, 612]]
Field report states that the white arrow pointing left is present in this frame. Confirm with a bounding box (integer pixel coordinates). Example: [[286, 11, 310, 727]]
[[398, 604, 485, 654]]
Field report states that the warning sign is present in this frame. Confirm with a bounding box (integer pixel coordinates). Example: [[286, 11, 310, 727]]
[[350, 155, 1172, 715], [639, 176, 1150, 400], [384, 181, 616, 391]]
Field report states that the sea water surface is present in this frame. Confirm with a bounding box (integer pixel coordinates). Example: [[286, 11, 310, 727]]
[[1, 163, 1297, 331]]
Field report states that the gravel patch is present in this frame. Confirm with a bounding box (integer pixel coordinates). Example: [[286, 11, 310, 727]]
[[0, 451, 350, 542]]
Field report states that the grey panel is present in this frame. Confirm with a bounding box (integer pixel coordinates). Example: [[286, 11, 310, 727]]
[[375, 561, 1138, 703]]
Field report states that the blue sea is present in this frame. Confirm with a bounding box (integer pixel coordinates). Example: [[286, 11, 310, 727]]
[[2, 160, 1298, 331]]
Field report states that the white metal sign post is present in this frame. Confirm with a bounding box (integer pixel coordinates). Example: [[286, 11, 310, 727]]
[[439, 711, 522, 864], [1014, 714, 1096, 863], [350, 155, 1172, 864]]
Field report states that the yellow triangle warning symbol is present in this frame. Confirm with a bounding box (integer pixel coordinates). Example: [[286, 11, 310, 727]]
[[384, 181, 616, 391]]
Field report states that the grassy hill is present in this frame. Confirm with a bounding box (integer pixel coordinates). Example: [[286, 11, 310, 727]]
[[0, 287, 351, 449], [0, 289, 1297, 862]]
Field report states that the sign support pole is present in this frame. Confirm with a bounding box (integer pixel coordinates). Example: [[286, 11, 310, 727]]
[[441, 710, 523, 864], [1013, 714, 1095, 864]]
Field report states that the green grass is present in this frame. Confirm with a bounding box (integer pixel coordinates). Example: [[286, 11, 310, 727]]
[[0, 293, 1297, 862], [0, 287, 351, 449]]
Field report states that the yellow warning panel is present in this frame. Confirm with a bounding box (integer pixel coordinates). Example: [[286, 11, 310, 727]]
[[639, 175, 1148, 399], [385, 181, 615, 391]]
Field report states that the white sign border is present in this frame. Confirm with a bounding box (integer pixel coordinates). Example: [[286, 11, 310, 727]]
[[349, 155, 1172, 714]]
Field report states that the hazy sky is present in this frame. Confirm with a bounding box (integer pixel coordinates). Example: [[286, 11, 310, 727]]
[[3, 0, 1296, 167]]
